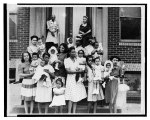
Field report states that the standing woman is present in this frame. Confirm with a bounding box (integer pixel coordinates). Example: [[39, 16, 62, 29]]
[[18, 52, 36, 114], [27, 35, 39, 56], [105, 56, 123, 113], [79, 16, 91, 47], [35, 53, 55, 114], [45, 14, 59, 51], [53, 43, 68, 85], [86, 55, 104, 113], [64, 47, 87, 113]]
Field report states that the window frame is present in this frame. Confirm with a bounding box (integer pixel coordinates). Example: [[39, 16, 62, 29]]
[[119, 7, 141, 43]]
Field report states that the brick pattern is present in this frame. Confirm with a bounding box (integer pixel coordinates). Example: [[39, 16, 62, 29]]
[[9, 7, 30, 59], [108, 7, 141, 64]]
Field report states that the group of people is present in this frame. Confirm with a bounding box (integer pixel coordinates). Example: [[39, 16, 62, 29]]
[[18, 15, 127, 114]]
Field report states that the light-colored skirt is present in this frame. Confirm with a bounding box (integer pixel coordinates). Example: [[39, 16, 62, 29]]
[[21, 79, 36, 101], [35, 81, 52, 103], [49, 95, 66, 107], [105, 78, 119, 104]]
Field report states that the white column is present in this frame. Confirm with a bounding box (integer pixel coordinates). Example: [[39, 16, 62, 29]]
[[52, 7, 66, 44], [102, 7, 108, 61], [92, 7, 97, 37], [73, 7, 86, 45]]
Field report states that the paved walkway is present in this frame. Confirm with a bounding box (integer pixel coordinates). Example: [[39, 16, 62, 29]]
[[8, 83, 141, 114]]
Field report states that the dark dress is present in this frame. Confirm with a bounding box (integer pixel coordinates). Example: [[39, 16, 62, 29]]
[[79, 24, 91, 47], [105, 66, 122, 104]]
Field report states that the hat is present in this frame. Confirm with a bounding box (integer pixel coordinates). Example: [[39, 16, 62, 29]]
[[104, 60, 113, 70]]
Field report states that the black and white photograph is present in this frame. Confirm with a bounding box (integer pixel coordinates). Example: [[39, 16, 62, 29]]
[[5, 3, 146, 116]]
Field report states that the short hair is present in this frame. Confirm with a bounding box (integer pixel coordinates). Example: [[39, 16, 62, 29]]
[[32, 52, 39, 58], [42, 53, 50, 59], [68, 46, 75, 53], [83, 16, 88, 19], [86, 55, 93, 63], [109, 56, 121, 61], [56, 78, 63, 87], [21, 52, 32, 63], [94, 57, 100, 62], [58, 43, 68, 53], [30, 35, 38, 41], [78, 49, 85, 56]]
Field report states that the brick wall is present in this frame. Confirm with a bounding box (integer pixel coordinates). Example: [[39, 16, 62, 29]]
[[9, 7, 30, 59], [108, 7, 141, 63]]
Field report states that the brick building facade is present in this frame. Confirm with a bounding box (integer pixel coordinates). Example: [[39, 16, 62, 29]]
[[9, 6, 143, 91]]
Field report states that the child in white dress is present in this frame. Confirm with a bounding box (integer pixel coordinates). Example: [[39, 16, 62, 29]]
[[37, 36, 46, 58], [48, 46, 59, 70], [92, 57, 104, 94], [67, 37, 74, 48], [49, 78, 66, 113], [29, 52, 41, 73], [32, 59, 51, 87], [76, 50, 86, 83], [92, 41, 103, 59]]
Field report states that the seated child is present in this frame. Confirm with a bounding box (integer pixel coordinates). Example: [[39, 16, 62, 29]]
[[67, 37, 74, 49], [48, 46, 59, 70], [37, 36, 46, 58], [92, 57, 104, 94], [76, 50, 86, 83], [29, 52, 41, 73], [32, 59, 51, 87], [49, 78, 66, 113]]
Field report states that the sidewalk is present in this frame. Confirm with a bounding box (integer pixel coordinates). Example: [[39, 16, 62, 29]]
[[8, 83, 141, 114]]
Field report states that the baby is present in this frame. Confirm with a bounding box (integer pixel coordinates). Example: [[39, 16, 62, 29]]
[[32, 59, 50, 87], [92, 41, 103, 59], [37, 36, 46, 58], [29, 52, 40, 73], [67, 37, 74, 48], [48, 46, 59, 70]]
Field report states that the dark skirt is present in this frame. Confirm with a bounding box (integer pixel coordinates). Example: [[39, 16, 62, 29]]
[[105, 78, 118, 104]]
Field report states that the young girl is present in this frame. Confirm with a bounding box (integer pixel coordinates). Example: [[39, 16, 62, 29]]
[[49, 78, 66, 113], [76, 50, 86, 83], [48, 46, 59, 70], [32, 59, 51, 87], [92, 57, 104, 94], [37, 36, 46, 58], [29, 52, 40, 73], [67, 37, 74, 48]]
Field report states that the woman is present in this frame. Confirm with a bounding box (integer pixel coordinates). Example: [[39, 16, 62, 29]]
[[18, 52, 36, 114], [64, 47, 87, 113], [79, 16, 91, 47], [45, 14, 59, 52], [27, 35, 39, 56], [105, 56, 123, 113], [53, 43, 68, 85], [86, 55, 104, 113], [35, 53, 55, 114]]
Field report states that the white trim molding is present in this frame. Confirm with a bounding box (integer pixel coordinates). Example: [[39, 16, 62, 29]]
[[119, 42, 141, 46]]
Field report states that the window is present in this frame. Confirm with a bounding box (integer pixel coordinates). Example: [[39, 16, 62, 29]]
[[120, 7, 141, 42], [9, 7, 18, 40]]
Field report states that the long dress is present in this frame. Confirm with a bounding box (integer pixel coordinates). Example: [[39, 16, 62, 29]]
[[64, 58, 87, 102], [18, 62, 36, 101], [35, 64, 55, 103], [79, 23, 91, 47], [49, 87, 66, 107], [87, 65, 104, 102], [105, 66, 122, 104]]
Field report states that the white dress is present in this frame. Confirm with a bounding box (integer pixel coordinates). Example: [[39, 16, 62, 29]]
[[76, 57, 86, 70], [64, 58, 87, 102], [93, 65, 103, 81], [35, 64, 55, 103], [49, 87, 66, 107]]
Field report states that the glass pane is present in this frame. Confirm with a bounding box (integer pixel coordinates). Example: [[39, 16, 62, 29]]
[[120, 7, 141, 18], [121, 17, 141, 40], [9, 14, 17, 39]]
